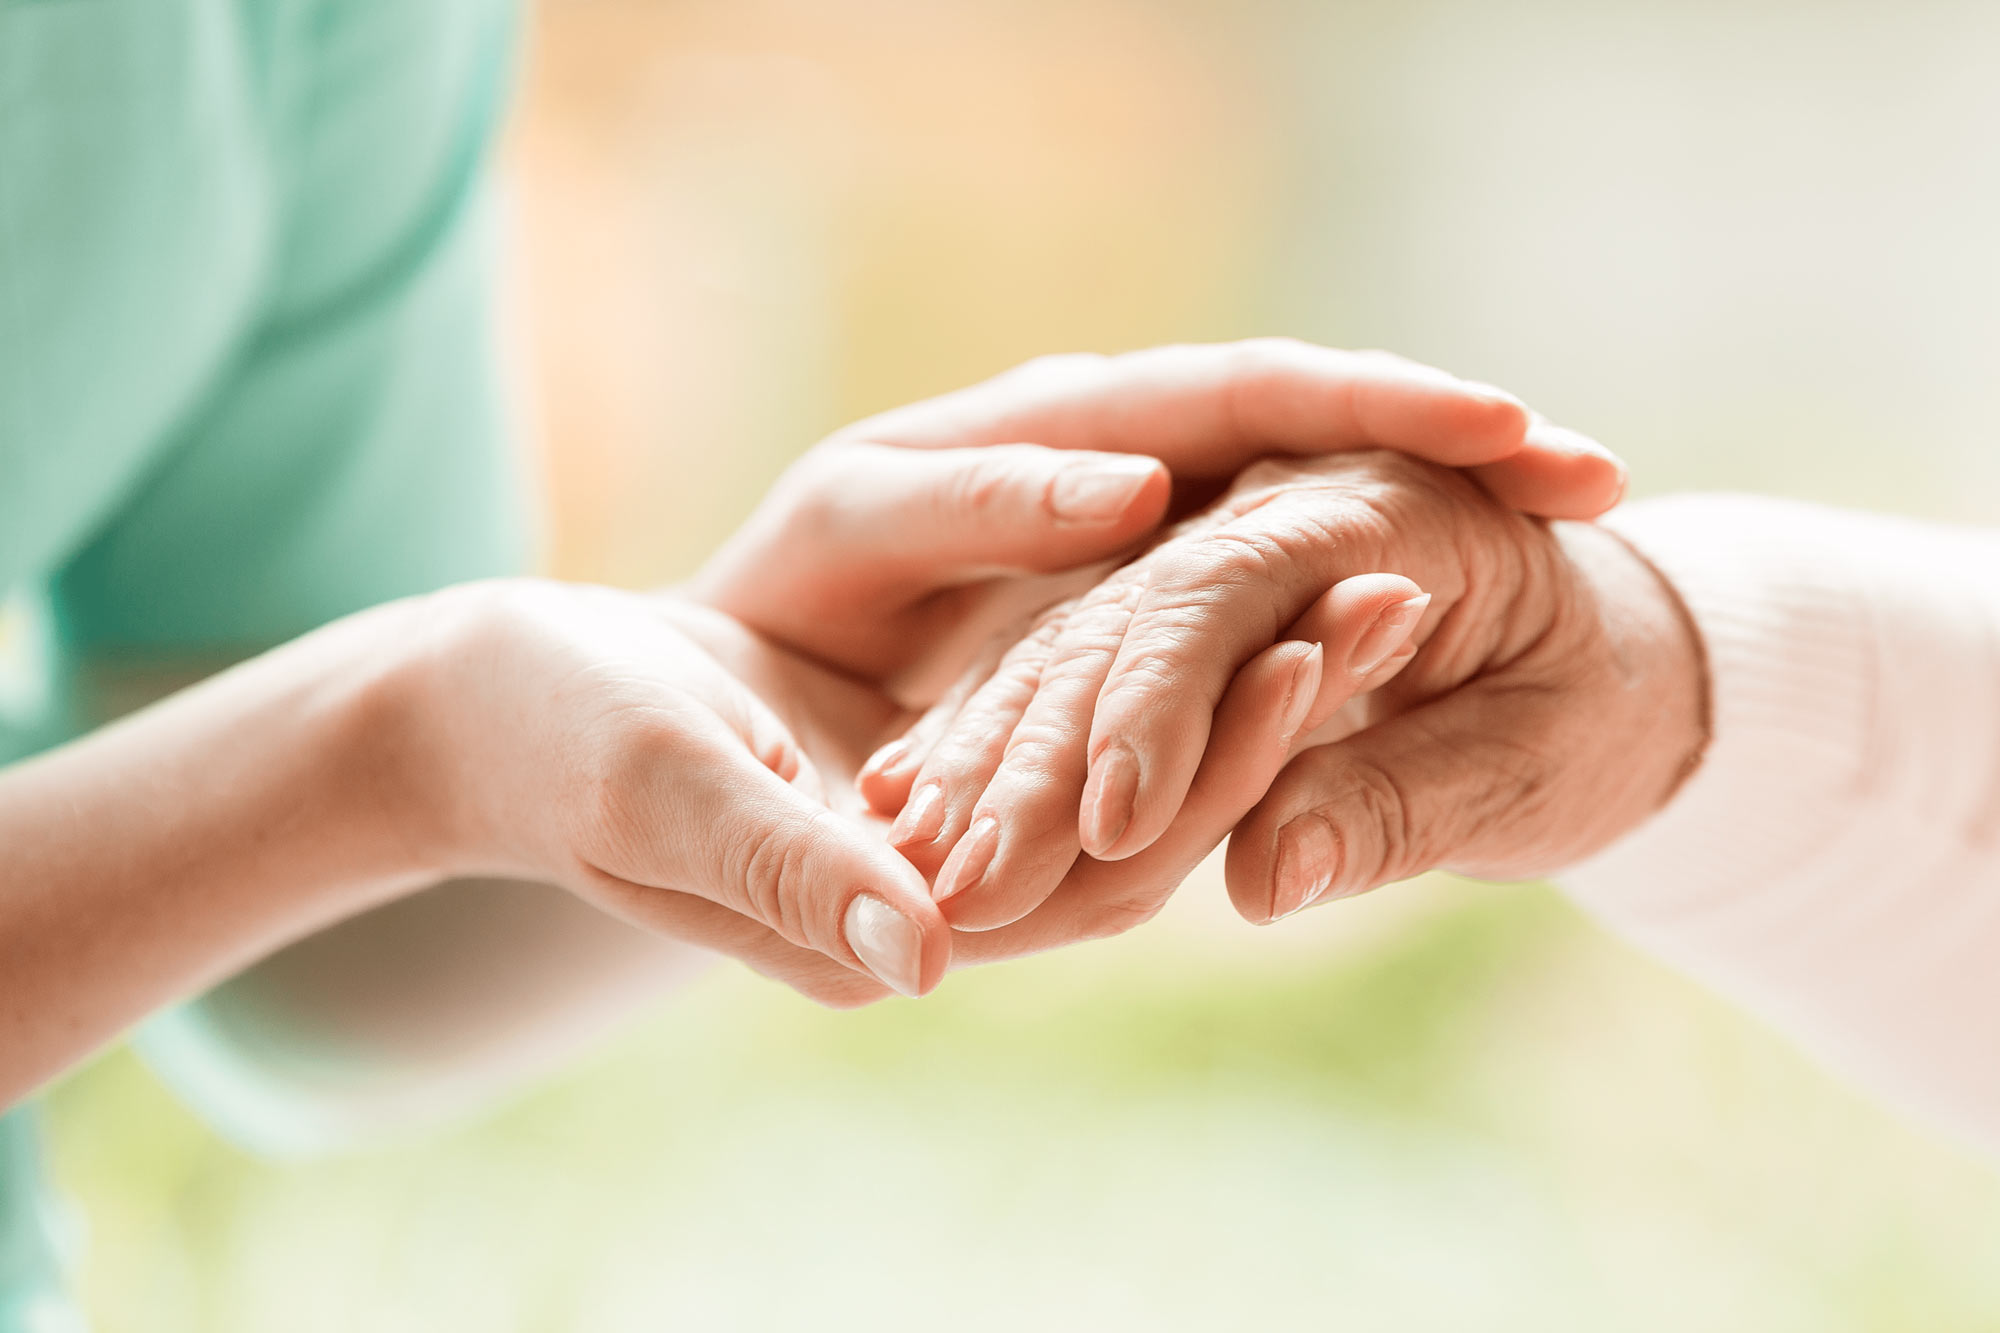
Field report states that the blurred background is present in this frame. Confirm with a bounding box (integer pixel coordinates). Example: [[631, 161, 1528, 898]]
[[46, 0, 2000, 1328]]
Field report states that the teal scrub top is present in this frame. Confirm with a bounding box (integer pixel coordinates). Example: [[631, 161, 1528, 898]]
[[0, 1, 533, 1324]]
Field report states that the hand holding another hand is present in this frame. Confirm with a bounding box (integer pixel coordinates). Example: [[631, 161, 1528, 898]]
[[419, 339, 1654, 1010], [695, 338, 1624, 701]]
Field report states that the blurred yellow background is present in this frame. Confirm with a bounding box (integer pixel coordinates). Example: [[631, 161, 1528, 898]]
[[48, 0, 2000, 1328]]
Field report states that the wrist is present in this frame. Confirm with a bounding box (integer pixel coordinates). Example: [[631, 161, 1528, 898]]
[[283, 596, 467, 891], [1556, 518, 1714, 817], [357, 583, 540, 883]]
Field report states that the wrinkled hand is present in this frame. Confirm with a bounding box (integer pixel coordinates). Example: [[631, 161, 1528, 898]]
[[882, 450, 1705, 939], [1223, 468, 1707, 920]]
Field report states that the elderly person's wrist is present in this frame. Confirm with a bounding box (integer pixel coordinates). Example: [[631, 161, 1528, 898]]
[[1553, 517, 1714, 825]]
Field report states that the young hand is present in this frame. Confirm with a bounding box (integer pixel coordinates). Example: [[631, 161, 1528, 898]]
[[393, 581, 949, 1002]]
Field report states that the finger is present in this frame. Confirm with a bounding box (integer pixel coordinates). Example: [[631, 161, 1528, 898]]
[[1281, 574, 1430, 733], [661, 746, 949, 996], [842, 340, 1535, 477], [885, 608, 1070, 882], [855, 708, 928, 818], [954, 638, 1325, 966], [1469, 416, 1627, 519], [1224, 678, 1567, 924], [584, 885, 894, 1009], [1077, 494, 1426, 861], [927, 577, 1150, 930], [775, 441, 1170, 584], [878, 558, 1114, 709], [857, 626, 1018, 815], [593, 667, 953, 996]]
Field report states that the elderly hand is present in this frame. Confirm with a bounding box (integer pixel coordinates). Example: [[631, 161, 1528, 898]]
[[884, 449, 1705, 933], [1222, 465, 1708, 920]]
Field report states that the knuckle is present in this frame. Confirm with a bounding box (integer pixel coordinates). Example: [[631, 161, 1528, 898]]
[[1342, 758, 1424, 886], [942, 453, 1026, 518], [1105, 614, 1213, 694], [765, 447, 849, 540], [996, 719, 1083, 789], [1199, 527, 1293, 585], [732, 811, 832, 946], [1219, 339, 1311, 440], [1153, 524, 1310, 605]]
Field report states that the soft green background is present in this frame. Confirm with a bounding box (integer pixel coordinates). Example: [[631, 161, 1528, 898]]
[[45, 0, 2000, 1328]]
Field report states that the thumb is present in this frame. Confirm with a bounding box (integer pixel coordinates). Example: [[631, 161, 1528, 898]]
[[776, 440, 1171, 581], [1224, 678, 1569, 922], [580, 681, 952, 997], [682, 744, 950, 997]]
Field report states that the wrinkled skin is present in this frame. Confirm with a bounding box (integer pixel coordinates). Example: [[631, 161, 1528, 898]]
[[881, 450, 1708, 941]]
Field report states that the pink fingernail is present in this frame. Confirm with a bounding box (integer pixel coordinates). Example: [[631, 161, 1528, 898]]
[[1269, 814, 1337, 920], [1049, 458, 1159, 525], [843, 893, 923, 997], [1080, 743, 1139, 857], [1279, 643, 1325, 743], [1348, 593, 1430, 679], [890, 782, 946, 848], [933, 814, 999, 902], [860, 737, 912, 786]]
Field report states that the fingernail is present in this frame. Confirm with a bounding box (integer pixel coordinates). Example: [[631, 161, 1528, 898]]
[[843, 893, 924, 997], [1348, 593, 1430, 679], [1269, 814, 1337, 920], [890, 781, 946, 848], [1049, 458, 1159, 525], [1080, 743, 1139, 857], [860, 737, 912, 786], [933, 814, 999, 902], [1279, 643, 1325, 743]]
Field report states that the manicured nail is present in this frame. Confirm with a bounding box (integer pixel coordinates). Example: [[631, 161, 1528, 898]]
[[890, 781, 946, 848], [1049, 458, 1159, 525], [933, 814, 999, 902], [860, 737, 912, 786], [1279, 643, 1325, 743], [1080, 743, 1139, 857], [1269, 814, 1337, 920], [843, 894, 923, 997], [1348, 593, 1430, 679]]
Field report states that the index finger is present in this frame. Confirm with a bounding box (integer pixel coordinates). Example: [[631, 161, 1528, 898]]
[[838, 339, 1539, 474]]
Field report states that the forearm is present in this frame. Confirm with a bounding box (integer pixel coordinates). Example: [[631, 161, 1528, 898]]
[[0, 602, 434, 1107], [1563, 494, 2000, 1149], [65, 628, 716, 1144]]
